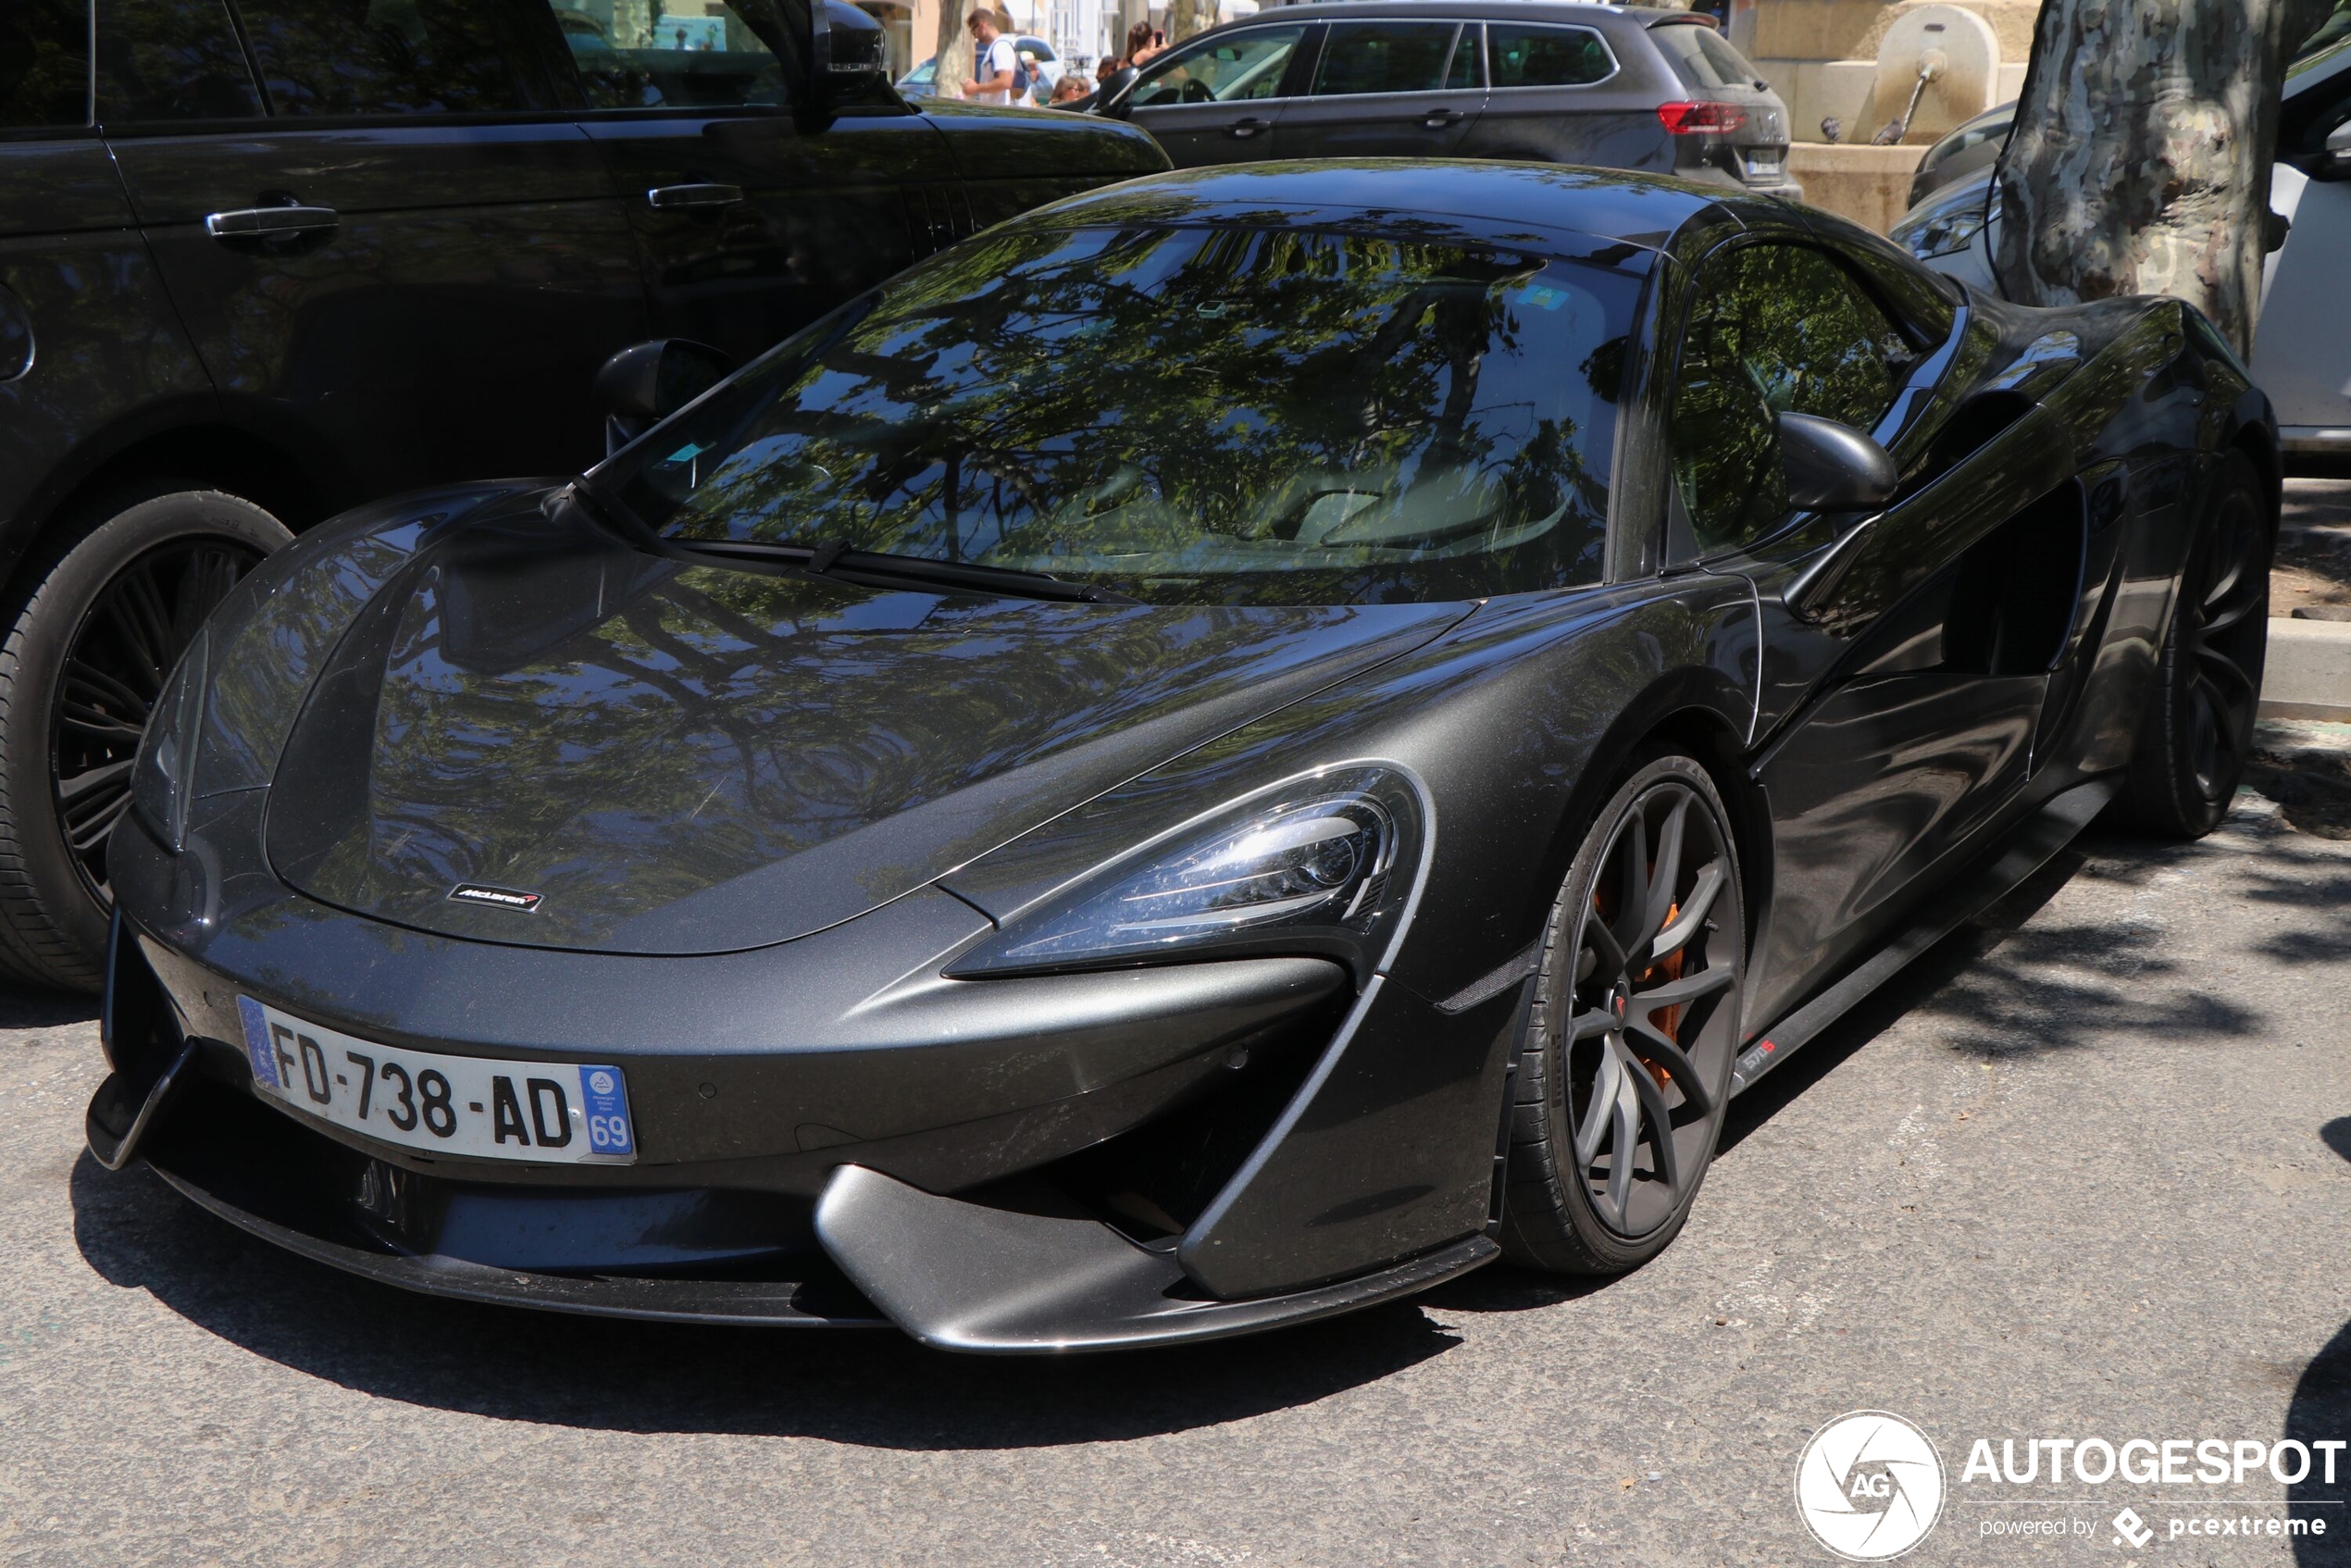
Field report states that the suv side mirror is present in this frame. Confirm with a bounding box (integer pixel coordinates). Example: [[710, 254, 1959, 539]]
[[1777, 410, 1898, 512], [809, 0, 893, 110], [594, 339, 732, 455]]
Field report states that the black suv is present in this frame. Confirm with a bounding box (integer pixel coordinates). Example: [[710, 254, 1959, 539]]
[[0, 0, 1165, 990]]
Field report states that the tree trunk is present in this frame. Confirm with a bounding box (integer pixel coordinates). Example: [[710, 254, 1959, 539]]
[[1167, 0, 1209, 44], [935, 1, 973, 97], [1992, 0, 2333, 355]]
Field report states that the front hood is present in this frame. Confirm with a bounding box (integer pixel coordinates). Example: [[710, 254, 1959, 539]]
[[265, 509, 1467, 955]]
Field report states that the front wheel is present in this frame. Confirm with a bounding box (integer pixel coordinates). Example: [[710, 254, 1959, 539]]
[[1499, 753, 1747, 1275], [2114, 452, 2271, 840], [0, 490, 288, 990]]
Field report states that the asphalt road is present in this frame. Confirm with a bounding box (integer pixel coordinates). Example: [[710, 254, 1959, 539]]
[[5, 768, 2349, 1568]]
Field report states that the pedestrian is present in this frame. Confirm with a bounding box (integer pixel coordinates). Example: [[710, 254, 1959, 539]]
[[962, 9, 1025, 105], [1126, 19, 1164, 67], [1050, 72, 1092, 105]]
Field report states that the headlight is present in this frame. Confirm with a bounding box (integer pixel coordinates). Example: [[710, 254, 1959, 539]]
[[131, 628, 207, 853], [950, 765, 1428, 981], [1890, 186, 1990, 259]]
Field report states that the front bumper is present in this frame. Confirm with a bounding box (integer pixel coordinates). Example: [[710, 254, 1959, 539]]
[[100, 799, 1515, 1349], [101, 991, 1498, 1349]]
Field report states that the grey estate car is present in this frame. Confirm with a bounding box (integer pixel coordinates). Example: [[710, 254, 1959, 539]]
[[1093, 1, 1797, 196]]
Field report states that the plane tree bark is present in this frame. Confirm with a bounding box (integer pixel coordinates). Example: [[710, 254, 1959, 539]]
[[1992, 0, 2335, 355], [933, 3, 974, 97], [1166, 0, 1212, 44]]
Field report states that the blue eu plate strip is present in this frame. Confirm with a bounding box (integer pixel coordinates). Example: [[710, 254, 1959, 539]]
[[577, 1064, 635, 1157], [236, 996, 280, 1089]]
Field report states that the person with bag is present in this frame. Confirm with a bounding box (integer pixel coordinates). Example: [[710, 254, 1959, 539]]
[[962, 10, 1026, 105]]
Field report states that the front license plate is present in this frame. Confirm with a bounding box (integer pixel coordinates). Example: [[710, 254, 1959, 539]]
[[237, 998, 637, 1164]]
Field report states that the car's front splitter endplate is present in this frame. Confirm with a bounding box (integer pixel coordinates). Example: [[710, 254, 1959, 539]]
[[815, 1164, 1499, 1353]]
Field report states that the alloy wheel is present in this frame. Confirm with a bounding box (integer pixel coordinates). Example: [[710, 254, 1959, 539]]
[[1562, 778, 1742, 1238], [50, 538, 262, 902], [2180, 481, 2270, 806]]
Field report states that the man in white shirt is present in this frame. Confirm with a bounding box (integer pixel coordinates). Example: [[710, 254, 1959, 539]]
[[962, 10, 1023, 105]]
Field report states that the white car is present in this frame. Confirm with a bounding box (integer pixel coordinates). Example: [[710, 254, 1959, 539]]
[[1889, 34, 2351, 463]]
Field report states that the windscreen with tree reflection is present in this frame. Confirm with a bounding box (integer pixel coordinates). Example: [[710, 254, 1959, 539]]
[[607, 223, 1637, 607]]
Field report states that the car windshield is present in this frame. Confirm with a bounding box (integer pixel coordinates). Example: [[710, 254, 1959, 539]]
[[603, 222, 1637, 607]]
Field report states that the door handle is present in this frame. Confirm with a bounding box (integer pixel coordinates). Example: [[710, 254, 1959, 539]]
[[1226, 118, 1271, 139], [203, 205, 339, 239], [1421, 108, 1461, 127], [646, 183, 745, 211]]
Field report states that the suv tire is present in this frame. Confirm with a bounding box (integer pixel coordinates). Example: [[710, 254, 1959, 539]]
[[0, 488, 289, 990]]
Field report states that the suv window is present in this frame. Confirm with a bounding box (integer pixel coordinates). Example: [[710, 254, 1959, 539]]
[[1486, 24, 1611, 90], [1131, 25, 1303, 106], [1649, 22, 1758, 93], [1, 0, 92, 130], [1671, 243, 1903, 554], [231, 0, 556, 116], [550, 0, 798, 110], [96, 0, 263, 124], [1311, 21, 1461, 97]]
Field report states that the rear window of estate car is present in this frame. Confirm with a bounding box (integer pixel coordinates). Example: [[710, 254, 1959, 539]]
[[1649, 22, 1759, 93], [606, 222, 1642, 608]]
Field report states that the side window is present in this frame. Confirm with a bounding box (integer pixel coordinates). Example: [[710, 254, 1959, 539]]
[[1, 0, 92, 130], [549, 0, 797, 110], [230, 0, 558, 116], [1446, 25, 1481, 89], [95, 0, 263, 123], [1131, 25, 1303, 107], [1311, 21, 1460, 97], [1670, 243, 1902, 554], [1486, 25, 1612, 90]]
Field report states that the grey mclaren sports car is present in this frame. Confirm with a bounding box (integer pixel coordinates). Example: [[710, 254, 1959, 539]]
[[90, 163, 2277, 1352]]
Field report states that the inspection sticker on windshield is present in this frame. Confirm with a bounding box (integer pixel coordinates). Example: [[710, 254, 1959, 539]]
[[236, 998, 636, 1164]]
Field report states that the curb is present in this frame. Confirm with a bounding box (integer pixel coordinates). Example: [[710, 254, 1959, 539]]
[[2261, 617, 2351, 721]]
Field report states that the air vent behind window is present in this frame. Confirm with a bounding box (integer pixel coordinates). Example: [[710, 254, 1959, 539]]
[[903, 184, 977, 259]]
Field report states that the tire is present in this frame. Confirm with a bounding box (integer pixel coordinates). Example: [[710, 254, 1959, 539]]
[[0, 488, 289, 990], [2113, 452, 2272, 840], [1499, 753, 1748, 1275]]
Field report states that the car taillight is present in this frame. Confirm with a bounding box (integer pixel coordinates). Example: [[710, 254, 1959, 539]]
[[1658, 101, 1748, 135]]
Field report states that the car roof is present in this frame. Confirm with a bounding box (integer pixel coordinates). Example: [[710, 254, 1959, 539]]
[[1200, 1, 1689, 25], [1035, 159, 1774, 255]]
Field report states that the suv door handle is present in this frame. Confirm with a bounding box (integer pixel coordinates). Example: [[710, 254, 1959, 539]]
[[1226, 118, 1271, 139], [646, 183, 745, 211], [1421, 108, 1462, 127], [204, 205, 339, 239]]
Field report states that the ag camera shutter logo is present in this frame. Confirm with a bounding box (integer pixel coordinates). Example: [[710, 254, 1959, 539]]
[[1796, 1411, 1947, 1561]]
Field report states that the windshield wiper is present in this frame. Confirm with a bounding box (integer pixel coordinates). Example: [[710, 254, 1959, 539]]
[[556, 483, 1135, 605], [671, 535, 1138, 605]]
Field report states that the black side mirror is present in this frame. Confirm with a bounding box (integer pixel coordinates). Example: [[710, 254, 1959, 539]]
[[809, 0, 893, 111], [1777, 410, 1898, 513], [1093, 65, 1139, 118], [594, 339, 732, 455]]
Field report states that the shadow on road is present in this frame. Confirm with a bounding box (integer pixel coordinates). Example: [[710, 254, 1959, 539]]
[[0, 987, 97, 1029], [2289, 1118, 2351, 1566]]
